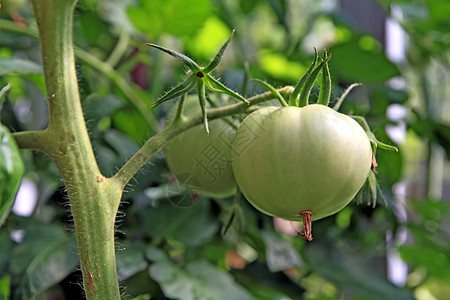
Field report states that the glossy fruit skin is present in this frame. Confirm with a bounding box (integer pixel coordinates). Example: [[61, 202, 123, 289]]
[[231, 104, 372, 221], [165, 97, 237, 198]]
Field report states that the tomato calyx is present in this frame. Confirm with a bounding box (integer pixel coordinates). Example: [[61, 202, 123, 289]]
[[298, 210, 313, 241], [252, 49, 332, 109], [146, 29, 248, 134]]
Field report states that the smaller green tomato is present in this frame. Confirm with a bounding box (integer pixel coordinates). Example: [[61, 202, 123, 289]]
[[164, 96, 237, 198]]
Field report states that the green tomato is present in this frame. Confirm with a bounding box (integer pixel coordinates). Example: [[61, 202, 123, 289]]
[[231, 104, 372, 223], [164, 97, 237, 198]]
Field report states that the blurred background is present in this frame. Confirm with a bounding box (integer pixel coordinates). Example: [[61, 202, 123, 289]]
[[0, 0, 449, 299]]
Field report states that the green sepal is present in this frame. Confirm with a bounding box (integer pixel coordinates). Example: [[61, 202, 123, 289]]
[[366, 170, 388, 207], [298, 54, 331, 107], [196, 80, 209, 135], [368, 171, 377, 208], [151, 76, 196, 108], [146, 43, 200, 72], [366, 131, 399, 152], [352, 116, 399, 152], [289, 48, 318, 106], [252, 79, 288, 107], [204, 74, 249, 105], [317, 50, 331, 106], [204, 29, 235, 73]]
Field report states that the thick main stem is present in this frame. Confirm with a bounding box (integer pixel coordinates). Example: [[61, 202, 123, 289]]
[[32, 0, 121, 298]]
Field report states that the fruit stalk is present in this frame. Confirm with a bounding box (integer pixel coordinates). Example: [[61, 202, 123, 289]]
[[299, 210, 313, 241]]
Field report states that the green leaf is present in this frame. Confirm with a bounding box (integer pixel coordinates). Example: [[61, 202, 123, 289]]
[[0, 275, 11, 300], [306, 244, 415, 300], [10, 224, 78, 300], [148, 248, 255, 300], [0, 232, 13, 275], [0, 58, 43, 76], [257, 51, 307, 81], [330, 37, 400, 83], [117, 243, 148, 281], [142, 199, 219, 247], [128, 0, 211, 38], [184, 17, 231, 59], [203, 29, 235, 73]]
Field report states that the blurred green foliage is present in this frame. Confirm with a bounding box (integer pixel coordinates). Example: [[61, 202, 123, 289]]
[[0, 0, 449, 299]]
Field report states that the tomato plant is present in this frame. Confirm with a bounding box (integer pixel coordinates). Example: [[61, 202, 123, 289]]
[[165, 96, 237, 198]]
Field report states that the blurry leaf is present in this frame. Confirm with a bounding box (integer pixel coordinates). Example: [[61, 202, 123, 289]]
[[143, 199, 219, 247], [330, 37, 400, 83], [10, 224, 78, 300], [398, 199, 450, 281], [0, 124, 24, 228], [83, 94, 124, 124], [0, 275, 11, 300], [117, 243, 148, 281], [98, 0, 136, 33], [0, 232, 13, 274], [258, 50, 307, 81], [184, 17, 231, 60], [128, 0, 212, 38], [262, 232, 301, 272], [409, 198, 449, 222], [306, 243, 414, 300], [0, 58, 42, 75], [239, 0, 261, 13], [232, 262, 305, 299], [103, 129, 139, 158], [148, 248, 254, 300], [369, 86, 409, 116], [113, 109, 150, 142], [410, 111, 450, 157], [399, 243, 450, 280], [24, 74, 46, 96], [376, 148, 402, 186], [78, 10, 112, 49]]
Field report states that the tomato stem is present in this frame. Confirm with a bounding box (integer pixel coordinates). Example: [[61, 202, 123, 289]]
[[299, 210, 313, 241]]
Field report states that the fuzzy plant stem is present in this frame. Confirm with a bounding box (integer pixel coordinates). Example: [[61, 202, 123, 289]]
[[30, 0, 122, 298]]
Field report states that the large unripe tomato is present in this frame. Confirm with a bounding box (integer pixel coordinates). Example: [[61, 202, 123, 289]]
[[164, 97, 237, 198], [231, 104, 372, 223]]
